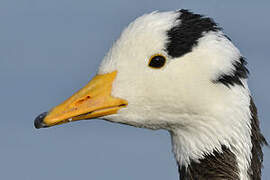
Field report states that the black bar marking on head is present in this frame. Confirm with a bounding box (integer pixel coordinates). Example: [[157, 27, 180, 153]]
[[215, 57, 249, 87], [166, 9, 221, 58]]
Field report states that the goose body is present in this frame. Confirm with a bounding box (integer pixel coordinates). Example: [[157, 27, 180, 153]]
[[34, 10, 267, 180]]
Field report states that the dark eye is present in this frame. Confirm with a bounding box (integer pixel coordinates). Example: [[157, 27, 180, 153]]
[[148, 54, 166, 69]]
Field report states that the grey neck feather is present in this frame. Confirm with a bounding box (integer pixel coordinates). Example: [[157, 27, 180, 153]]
[[177, 98, 267, 180], [178, 145, 239, 180]]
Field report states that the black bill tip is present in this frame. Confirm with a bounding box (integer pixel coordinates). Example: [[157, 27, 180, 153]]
[[34, 112, 49, 129]]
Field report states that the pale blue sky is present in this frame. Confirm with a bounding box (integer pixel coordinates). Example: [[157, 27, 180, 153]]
[[0, 0, 269, 179]]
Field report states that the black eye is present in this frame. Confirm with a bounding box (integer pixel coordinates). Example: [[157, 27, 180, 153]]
[[148, 55, 166, 69]]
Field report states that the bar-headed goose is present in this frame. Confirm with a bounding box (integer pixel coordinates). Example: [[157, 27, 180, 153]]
[[34, 10, 267, 180]]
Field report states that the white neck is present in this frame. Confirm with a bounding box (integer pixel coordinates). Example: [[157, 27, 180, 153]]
[[170, 86, 253, 180]]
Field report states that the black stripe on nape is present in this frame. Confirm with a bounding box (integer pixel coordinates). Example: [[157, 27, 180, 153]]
[[215, 57, 249, 87], [248, 97, 268, 180], [166, 9, 221, 58]]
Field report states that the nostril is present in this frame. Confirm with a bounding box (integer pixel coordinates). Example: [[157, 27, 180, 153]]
[[34, 112, 49, 129], [75, 96, 91, 106]]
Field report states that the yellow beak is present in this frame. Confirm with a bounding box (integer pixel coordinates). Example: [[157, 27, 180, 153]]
[[34, 71, 128, 128]]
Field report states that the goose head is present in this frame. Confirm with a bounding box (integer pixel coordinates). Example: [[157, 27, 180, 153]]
[[34, 10, 266, 180]]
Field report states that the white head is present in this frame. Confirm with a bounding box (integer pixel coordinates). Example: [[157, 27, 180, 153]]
[[98, 10, 252, 177], [97, 10, 255, 179], [35, 10, 266, 180], [99, 10, 248, 130]]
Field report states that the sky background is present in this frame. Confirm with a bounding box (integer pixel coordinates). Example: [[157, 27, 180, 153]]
[[0, 0, 269, 179]]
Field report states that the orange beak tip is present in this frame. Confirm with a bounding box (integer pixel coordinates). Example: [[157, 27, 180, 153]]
[[34, 71, 128, 129]]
